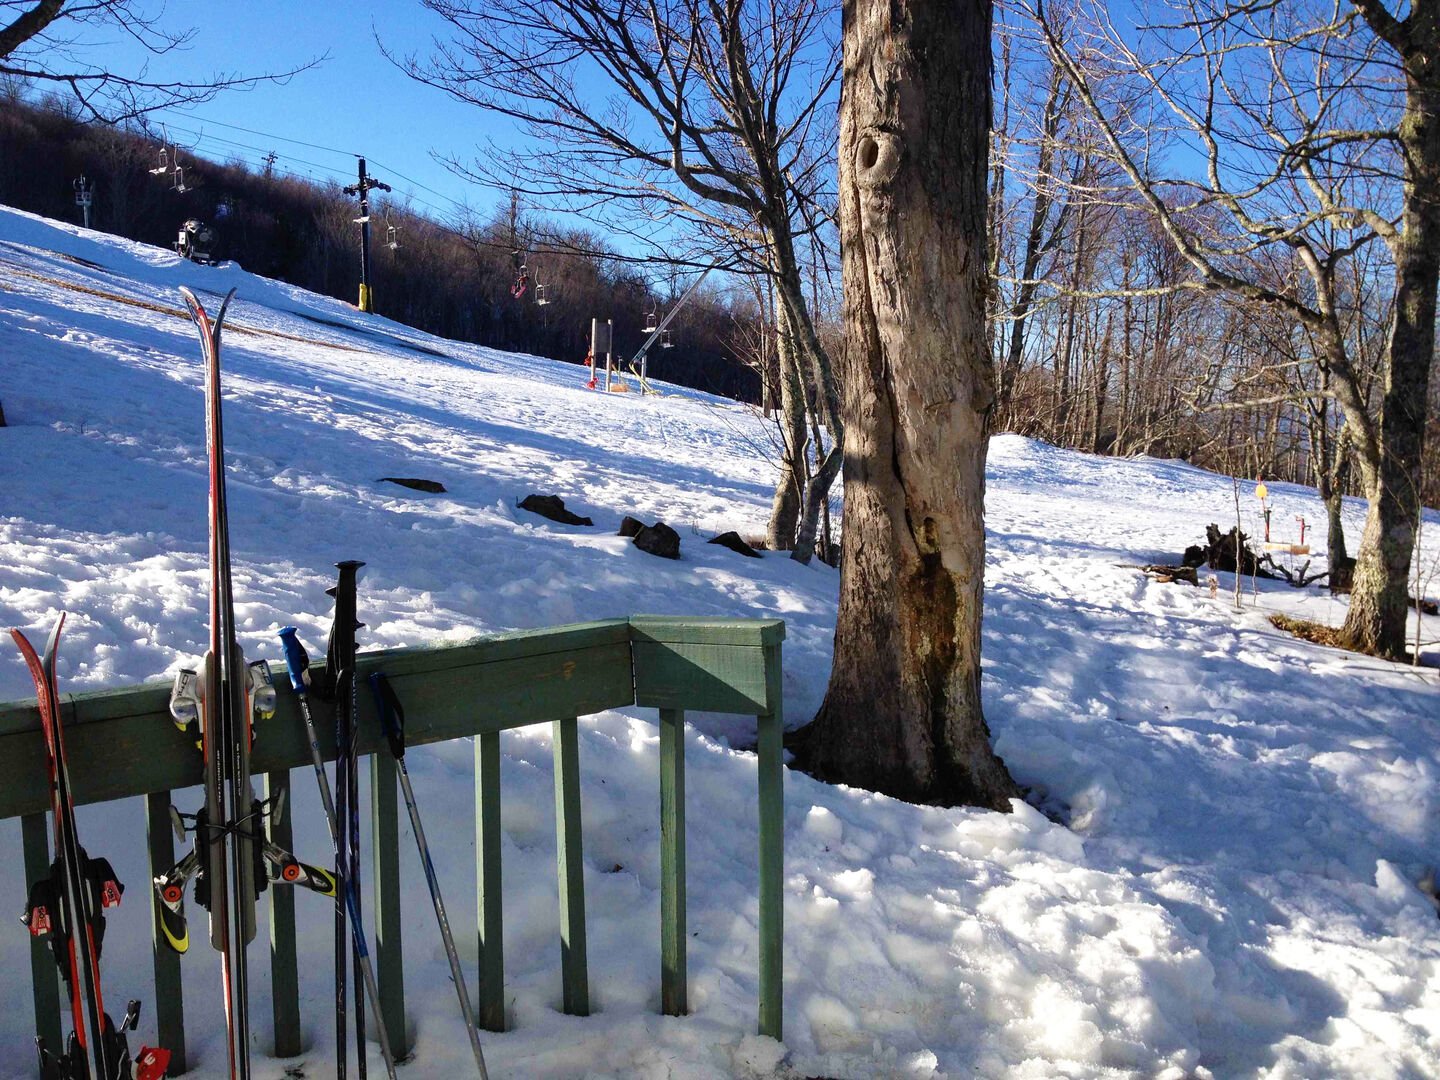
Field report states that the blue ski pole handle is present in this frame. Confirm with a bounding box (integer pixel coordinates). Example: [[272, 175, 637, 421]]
[[277, 627, 311, 694], [368, 672, 406, 761]]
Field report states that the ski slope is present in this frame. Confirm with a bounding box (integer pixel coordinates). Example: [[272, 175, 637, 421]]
[[1, 204, 1438, 1079]]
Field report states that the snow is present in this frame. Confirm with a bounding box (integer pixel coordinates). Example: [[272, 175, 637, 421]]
[[2, 203, 1439, 1079]]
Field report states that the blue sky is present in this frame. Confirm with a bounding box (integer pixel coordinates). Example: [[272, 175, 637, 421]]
[[93, 1, 509, 224]]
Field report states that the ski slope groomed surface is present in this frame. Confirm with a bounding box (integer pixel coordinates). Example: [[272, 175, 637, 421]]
[[2, 204, 1439, 1079]]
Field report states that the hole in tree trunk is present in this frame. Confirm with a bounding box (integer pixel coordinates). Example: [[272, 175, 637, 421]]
[[857, 136, 879, 170]]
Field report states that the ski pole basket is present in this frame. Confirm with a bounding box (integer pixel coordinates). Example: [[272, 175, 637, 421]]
[[0, 615, 786, 1069]]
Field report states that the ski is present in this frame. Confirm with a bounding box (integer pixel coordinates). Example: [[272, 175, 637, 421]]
[[152, 288, 336, 1080], [14, 614, 171, 1080], [278, 627, 398, 1080], [370, 673, 490, 1078]]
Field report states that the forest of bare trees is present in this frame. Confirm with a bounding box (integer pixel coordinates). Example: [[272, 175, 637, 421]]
[[991, 0, 1440, 657]]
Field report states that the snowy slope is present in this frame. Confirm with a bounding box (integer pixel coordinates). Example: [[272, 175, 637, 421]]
[[2, 204, 1439, 1079]]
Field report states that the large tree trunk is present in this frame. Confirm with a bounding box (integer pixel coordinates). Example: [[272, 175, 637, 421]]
[[1340, 7, 1440, 657], [798, 0, 1018, 810]]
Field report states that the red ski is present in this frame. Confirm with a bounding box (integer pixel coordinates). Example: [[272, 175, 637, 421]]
[[14, 613, 171, 1080]]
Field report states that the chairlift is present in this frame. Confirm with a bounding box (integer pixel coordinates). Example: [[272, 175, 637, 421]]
[[535, 283, 550, 305], [172, 166, 189, 194], [149, 147, 171, 176], [660, 329, 673, 349], [644, 299, 659, 334], [386, 222, 400, 251]]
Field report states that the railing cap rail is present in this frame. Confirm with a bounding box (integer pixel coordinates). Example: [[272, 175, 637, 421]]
[[627, 615, 785, 647]]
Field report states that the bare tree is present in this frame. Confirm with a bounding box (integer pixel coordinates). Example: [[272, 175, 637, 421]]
[[0, 1, 319, 123], [1030, 0, 1437, 659], [392, 0, 843, 559], [796, 0, 1019, 809]]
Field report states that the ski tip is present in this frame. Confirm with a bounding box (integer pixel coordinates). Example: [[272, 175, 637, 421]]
[[213, 287, 239, 331], [45, 610, 66, 652], [10, 611, 67, 657]]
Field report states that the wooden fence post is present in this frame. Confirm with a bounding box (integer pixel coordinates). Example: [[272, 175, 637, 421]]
[[263, 771, 301, 1059], [371, 751, 408, 1058], [552, 717, 589, 1016], [659, 709, 687, 1016], [757, 642, 784, 1040], [144, 792, 187, 1072], [475, 731, 505, 1032]]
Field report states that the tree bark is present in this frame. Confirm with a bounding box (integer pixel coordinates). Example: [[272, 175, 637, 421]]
[[1340, 1, 1440, 657], [766, 299, 806, 550], [798, 0, 1018, 810], [766, 220, 847, 565]]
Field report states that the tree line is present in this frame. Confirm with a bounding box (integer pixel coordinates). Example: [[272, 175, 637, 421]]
[[0, 89, 762, 403]]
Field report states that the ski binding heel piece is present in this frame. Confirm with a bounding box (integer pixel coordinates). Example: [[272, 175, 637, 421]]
[[169, 668, 202, 746], [248, 658, 277, 720]]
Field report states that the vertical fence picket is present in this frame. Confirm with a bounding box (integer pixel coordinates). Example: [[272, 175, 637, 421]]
[[21, 811, 61, 1055], [144, 791, 187, 1072], [263, 771, 302, 1059], [475, 731, 505, 1032], [757, 642, 784, 1041], [658, 708, 687, 1017], [370, 751, 408, 1058], [552, 716, 589, 1016]]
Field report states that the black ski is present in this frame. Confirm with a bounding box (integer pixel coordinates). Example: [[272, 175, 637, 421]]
[[152, 288, 336, 1080], [14, 613, 171, 1080]]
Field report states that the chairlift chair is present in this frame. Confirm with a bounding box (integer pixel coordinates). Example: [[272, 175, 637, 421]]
[[660, 329, 673, 349], [172, 166, 188, 194], [386, 223, 400, 251], [644, 307, 659, 334], [149, 147, 170, 176], [535, 283, 550, 305]]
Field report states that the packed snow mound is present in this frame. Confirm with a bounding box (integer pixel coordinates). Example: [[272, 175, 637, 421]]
[[2, 204, 1439, 1079]]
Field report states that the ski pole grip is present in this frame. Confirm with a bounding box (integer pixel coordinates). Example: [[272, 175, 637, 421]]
[[277, 627, 309, 693], [368, 672, 406, 760]]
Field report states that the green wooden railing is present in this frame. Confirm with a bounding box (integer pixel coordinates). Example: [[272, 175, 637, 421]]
[[0, 615, 785, 1072]]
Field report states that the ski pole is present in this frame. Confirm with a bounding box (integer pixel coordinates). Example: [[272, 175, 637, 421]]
[[329, 560, 367, 1080], [277, 627, 398, 1080], [370, 673, 490, 1079]]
